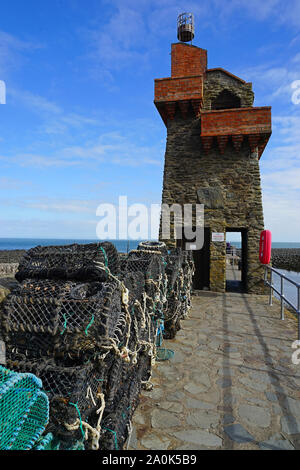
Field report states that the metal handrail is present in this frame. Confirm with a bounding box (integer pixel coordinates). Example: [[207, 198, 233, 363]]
[[264, 265, 300, 339]]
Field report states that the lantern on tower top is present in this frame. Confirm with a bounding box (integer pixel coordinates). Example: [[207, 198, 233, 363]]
[[177, 13, 195, 43]]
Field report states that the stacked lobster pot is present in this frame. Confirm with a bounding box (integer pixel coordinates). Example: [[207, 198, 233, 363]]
[[0, 242, 144, 450], [0, 240, 195, 451], [179, 250, 195, 320], [159, 248, 194, 339]]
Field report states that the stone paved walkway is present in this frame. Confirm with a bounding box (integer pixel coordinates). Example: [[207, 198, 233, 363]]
[[129, 291, 300, 450]]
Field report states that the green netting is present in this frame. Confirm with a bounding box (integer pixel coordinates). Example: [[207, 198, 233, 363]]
[[156, 348, 175, 361], [33, 432, 84, 451], [33, 432, 56, 450], [0, 366, 49, 450]]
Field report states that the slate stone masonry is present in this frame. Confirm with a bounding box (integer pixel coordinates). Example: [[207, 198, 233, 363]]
[[155, 42, 271, 294], [159, 115, 265, 293]]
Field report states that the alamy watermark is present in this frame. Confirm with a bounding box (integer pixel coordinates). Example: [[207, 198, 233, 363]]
[[96, 196, 204, 250], [0, 80, 6, 104], [291, 80, 300, 105], [291, 340, 300, 365]]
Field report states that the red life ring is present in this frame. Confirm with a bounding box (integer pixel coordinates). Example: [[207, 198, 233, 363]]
[[259, 230, 272, 264]]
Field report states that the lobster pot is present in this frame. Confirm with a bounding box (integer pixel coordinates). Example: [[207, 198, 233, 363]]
[[100, 352, 150, 450], [137, 240, 168, 257], [2, 279, 122, 360], [0, 240, 196, 450], [178, 250, 194, 319], [0, 366, 49, 450], [119, 271, 146, 305], [125, 250, 164, 281], [124, 251, 165, 318], [163, 248, 195, 339], [7, 359, 102, 447], [166, 250, 183, 290], [15, 242, 120, 282], [164, 297, 182, 339]]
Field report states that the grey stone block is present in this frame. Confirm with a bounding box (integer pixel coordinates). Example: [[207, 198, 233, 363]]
[[224, 424, 255, 443]]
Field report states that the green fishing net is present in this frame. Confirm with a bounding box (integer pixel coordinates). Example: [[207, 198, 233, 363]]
[[156, 348, 175, 361], [33, 433, 84, 450], [0, 366, 49, 450]]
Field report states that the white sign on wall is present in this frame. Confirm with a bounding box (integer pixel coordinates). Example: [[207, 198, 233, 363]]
[[212, 232, 225, 242], [185, 243, 197, 251]]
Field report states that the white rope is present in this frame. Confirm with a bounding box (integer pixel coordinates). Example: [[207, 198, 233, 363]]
[[64, 391, 105, 451], [126, 421, 133, 450]]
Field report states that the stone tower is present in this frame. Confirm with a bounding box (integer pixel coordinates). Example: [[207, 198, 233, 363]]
[[154, 42, 272, 294]]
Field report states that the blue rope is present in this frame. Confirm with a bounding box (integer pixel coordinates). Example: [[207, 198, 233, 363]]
[[156, 320, 165, 347]]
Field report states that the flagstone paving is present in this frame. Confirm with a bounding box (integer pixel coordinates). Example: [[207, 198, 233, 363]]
[[129, 291, 300, 450]]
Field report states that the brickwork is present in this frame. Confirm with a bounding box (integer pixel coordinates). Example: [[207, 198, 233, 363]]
[[154, 76, 203, 103], [171, 43, 207, 77], [201, 107, 271, 136]]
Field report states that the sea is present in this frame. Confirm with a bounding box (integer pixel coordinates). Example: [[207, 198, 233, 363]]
[[0, 238, 300, 251], [271, 269, 300, 312], [227, 241, 300, 249], [0, 237, 299, 311], [0, 238, 142, 253]]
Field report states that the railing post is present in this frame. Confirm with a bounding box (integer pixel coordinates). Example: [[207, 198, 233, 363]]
[[281, 275, 284, 320], [269, 268, 273, 306], [298, 286, 300, 341]]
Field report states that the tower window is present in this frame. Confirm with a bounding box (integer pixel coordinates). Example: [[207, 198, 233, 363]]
[[211, 89, 241, 110]]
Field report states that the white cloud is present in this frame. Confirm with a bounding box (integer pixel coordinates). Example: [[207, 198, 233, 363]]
[[0, 30, 41, 77], [0, 177, 33, 190], [292, 52, 300, 63], [0, 131, 163, 168], [0, 217, 97, 238], [260, 112, 300, 240], [26, 199, 97, 214], [263, 191, 300, 241], [0, 196, 100, 215], [213, 0, 300, 28], [9, 88, 62, 114], [262, 168, 300, 191], [238, 62, 300, 104]]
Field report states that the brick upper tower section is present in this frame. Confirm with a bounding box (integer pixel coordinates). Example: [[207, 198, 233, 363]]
[[154, 42, 272, 159], [171, 43, 207, 77], [154, 43, 206, 125]]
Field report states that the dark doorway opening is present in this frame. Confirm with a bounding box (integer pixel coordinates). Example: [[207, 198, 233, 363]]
[[211, 89, 241, 110], [226, 229, 248, 292], [177, 227, 210, 290]]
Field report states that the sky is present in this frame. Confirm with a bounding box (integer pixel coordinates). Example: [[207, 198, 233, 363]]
[[0, 0, 300, 242]]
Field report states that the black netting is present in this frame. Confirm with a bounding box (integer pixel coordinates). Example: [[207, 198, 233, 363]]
[[6, 358, 102, 446], [99, 352, 150, 450], [137, 241, 168, 257], [0, 241, 194, 450], [2, 279, 122, 360], [15, 242, 120, 282], [124, 250, 164, 281]]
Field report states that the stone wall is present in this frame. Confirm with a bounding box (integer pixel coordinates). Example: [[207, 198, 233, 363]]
[[0, 263, 18, 277], [203, 69, 254, 110], [271, 249, 300, 272], [159, 115, 265, 293]]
